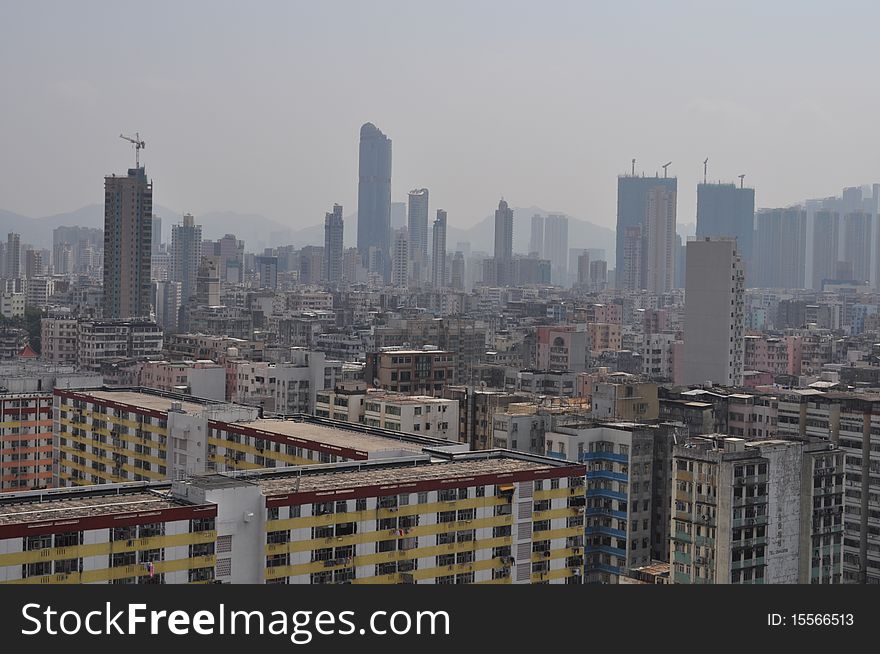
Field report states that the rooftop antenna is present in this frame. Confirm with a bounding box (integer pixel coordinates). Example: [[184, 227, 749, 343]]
[[119, 132, 146, 168], [631, 158, 636, 176], [738, 174, 745, 189], [703, 158, 708, 184], [662, 161, 672, 178]]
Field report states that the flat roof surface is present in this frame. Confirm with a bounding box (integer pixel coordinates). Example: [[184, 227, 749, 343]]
[[365, 394, 453, 405], [0, 489, 188, 526], [249, 419, 430, 453], [256, 457, 556, 495], [84, 390, 209, 414]]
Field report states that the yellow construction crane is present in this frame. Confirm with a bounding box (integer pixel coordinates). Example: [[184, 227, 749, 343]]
[[119, 132, 146, 168]]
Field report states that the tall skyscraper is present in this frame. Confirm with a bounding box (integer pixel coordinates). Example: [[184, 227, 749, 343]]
[[811, 211, 840, 290], [494, 199, 514, 261], [171, 213, 202, 302], [195, 256, 221, 306], [576, 251, 590, 287], [754, 209, 807, 288], [53, 242, 73, 276], [843, 212, 872, 283], [493, 199, 514, 285], [391, 227, 409, 288], [621, 226, 643, 291], [356, 123, 392, 281], [324, 203, 344, 284], [407, 188, 429, 259], [256, 255, 278, 290], [207, 234, 245, 284], [695, 182, 755, 267], [451, 251, 465, 290], [5, 233, 21, 280], [682, 238, 744, 386], [616, 174, 677, 278], [544, 214, 569, 286], [151, 215, 162, 254], [644, 185, 677, 293], [391, 201, 407, 229], [407, 188, 429, 286], [103, 168, 153, 319], [590, 260, 608, 290], [24, 249, 43, 279], [431, 209, 447, 288], [152, 280, 182, 333], [529, 214, 544, 256]]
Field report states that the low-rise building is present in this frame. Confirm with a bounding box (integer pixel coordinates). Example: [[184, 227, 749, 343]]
[[0, 292, 24, 319], [315, 387, 459, 441], [365, 347, 454, 396], [140, 360, 226, 401]]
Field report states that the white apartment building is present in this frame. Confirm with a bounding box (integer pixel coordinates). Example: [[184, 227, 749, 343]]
[[315, 387, 460, 441], [0, 292, 24, 319], [682, 238, 745, 386], [231, 350, 341, 414]]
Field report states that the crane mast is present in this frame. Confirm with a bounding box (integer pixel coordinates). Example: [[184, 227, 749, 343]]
[[119, 132, 146, 168]]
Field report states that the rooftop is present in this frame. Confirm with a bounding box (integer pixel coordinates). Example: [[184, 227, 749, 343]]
[[246, 418, 432, 453], [252, 456, 561, 495], [0, 487, 187, 527], [83, 390, 211, 414]]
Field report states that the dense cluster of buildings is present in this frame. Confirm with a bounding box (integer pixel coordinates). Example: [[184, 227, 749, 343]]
[[4, 125, 880, 585]]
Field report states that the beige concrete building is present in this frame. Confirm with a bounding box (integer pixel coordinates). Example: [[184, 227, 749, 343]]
[[366, 347, 454, 396]]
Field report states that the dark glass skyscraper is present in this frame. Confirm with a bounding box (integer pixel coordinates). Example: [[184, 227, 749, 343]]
[[754, 208, 807, 289], [616, 174, 677, 283], [695, 182, 755, 272], [356, 122, 392, 281]]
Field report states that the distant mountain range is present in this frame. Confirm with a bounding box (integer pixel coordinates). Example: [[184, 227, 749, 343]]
[[2, 204, 618, 266]]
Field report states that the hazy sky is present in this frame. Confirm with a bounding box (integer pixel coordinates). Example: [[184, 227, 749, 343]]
[[2, 1, 880, 231]]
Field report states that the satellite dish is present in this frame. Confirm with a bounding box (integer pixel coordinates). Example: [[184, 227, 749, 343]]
[[373, 378, 381, 388]]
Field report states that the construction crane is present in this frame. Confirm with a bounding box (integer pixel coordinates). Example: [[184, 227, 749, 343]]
[[662, 161, 672, 178], [119, 132, 146, 168], [703, 158, 709, 184], [738, 173, 746, 189]]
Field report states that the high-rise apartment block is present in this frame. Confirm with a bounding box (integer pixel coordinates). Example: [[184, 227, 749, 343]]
[[391, 228, 410, 288], [529, 214, 544, 256], [431, 210, 447, 288], [0, 448, 585, 585], [324, 203, 344, 284], [544, 214, 569, 286], [616, 174, 677, 289], [682, 238, 744, 386], [670, 436, 843, 584], [491, 199, 514, 286], [695, 182, 755, 270], [407, 188, 429, 261], [171, 213, 202, 302], [103, 168, 153, 319], [843, 212, 872, 283], [812, 211, 840, 290], [754, 208, 806, 288]]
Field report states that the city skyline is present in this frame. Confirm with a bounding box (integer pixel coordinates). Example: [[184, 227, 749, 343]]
[[3, 2, 880, 232]]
